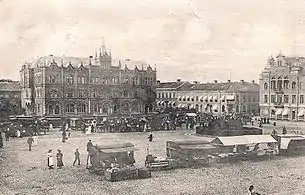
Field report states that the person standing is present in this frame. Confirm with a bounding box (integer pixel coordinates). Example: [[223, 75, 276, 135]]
[[56, 150, 64, 169], [73, 149, 80, 166], [62, 131, 66, 143], [27, 136, 34, 151], [5, 130, 9, 141], [47, 150, 54, 169], [86, 140, 93, 168], [0, 132, 3, 148], [148, 132, 153, 142]]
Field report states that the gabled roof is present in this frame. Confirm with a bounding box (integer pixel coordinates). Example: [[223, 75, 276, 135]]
[[226, 82, 259, 93], [156, 81, 190, 90], [212, 135, 277, 146], [189, 83, 231, 91]]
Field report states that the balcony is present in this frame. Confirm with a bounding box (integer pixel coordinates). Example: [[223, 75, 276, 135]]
[[273, 88, 284, 94]]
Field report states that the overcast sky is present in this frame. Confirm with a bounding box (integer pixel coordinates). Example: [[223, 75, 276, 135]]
[[1, 0, 305, 82]]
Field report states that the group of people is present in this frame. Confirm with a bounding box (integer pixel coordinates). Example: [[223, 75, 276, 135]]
[[47, 148, 81, 169]]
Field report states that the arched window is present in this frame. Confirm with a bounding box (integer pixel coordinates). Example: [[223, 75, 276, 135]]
[[82, 76, 85, 84], [271, 77, 276, 89], [50, 89, 58, 98], [264, 83, 268, 90], [93, 104, 98, 112], [102, 77, 108, 84], [66, 104, 74, 113], [277, 77, 282, 90], [48, 105, 53, 114], [292, 82, 296, 89], [121, 102, 130, 113], [284, 77, 289, 89], [123, 90, 129, 97], [78, 104, 86, 113], [55, 106, 60, 114], [78, 76, 81, 84], [102, 104, 110, 114]]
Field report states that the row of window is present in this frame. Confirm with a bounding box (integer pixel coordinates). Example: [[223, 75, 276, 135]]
[[48, 75, 154, 85], [263, 94, 305, 104], [264, 81, 301, 90], [157, 92, 176, 99], [48, 89, 135, 99]]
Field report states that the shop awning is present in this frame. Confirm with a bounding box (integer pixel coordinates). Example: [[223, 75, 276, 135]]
[[190, 105, 194, 109], [199, 96, 203, 101], [212, 104, 218, 110], [282, 108, 290, 116], [213, 96, 218, 100], [220, 95, 226, 101], [212, 135, 277, 146], [298, 109, 305, 117], [208, 96, 213, 101], [226, 95, 235, 101], [182, 96, 186, 99], [177, 104, 182, 108], [275, 109, 283, 115], [190, 96, 194, 100], [203, 96, 208, 100]]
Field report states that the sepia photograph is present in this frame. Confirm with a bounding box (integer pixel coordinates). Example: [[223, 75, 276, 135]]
[[1, 0, 305, 194]]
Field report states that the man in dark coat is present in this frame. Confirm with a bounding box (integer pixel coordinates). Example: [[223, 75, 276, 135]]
[[148, 132, 153, 142], [56, 150, 64, 169], [73, 149, 80, 166], [27, 136, 34, 151]]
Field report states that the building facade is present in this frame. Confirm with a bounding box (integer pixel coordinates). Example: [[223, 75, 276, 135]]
[[0, 79, 22, 119], [164, 80, 259, 116], [155, 79, 190, 110], [260, 53, 305, 121], [20, 47, 157, 117]]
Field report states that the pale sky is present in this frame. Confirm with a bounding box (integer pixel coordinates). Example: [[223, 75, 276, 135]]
[[1, 0, 305, 82]]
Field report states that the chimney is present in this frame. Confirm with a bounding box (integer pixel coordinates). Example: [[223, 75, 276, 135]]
[[193, 81, 199, 84], [156, 80, 161, 84], [252, 80, 255, 84], [228, 80, 231, 83], [214, 80, 218, 83], [177, 79, 181, 82], [240, 80, 244, 83]]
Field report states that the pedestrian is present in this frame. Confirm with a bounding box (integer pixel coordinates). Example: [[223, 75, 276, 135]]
[[5, 130, 9, 141], [62, 131, 66, 143], [86, 140, 93, 152], [73, 149, 80, 166], [56, 150, 64, 169], [47, 149, 54, 169], [86, 140, 93, 168], [148, 132, 153, 142], [27, 135, 34, 151], [248, 185, 260, 195], [0, 132, 3, 148]]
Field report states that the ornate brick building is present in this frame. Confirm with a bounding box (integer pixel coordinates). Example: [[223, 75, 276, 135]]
[[260, 52, 305, 121], [20, 47, 156, 117]]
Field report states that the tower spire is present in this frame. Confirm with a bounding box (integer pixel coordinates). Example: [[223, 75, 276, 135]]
[[102, 37, 106, 54]]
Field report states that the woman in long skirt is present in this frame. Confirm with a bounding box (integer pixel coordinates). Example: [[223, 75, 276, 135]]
[[47, 150, 54, 169], [56, 150, 64, 169]]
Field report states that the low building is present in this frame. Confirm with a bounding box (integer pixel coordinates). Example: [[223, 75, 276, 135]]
[[155, 79, 190, 110], [0, 79, 22, 119], [176, 80, 259, 116]]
